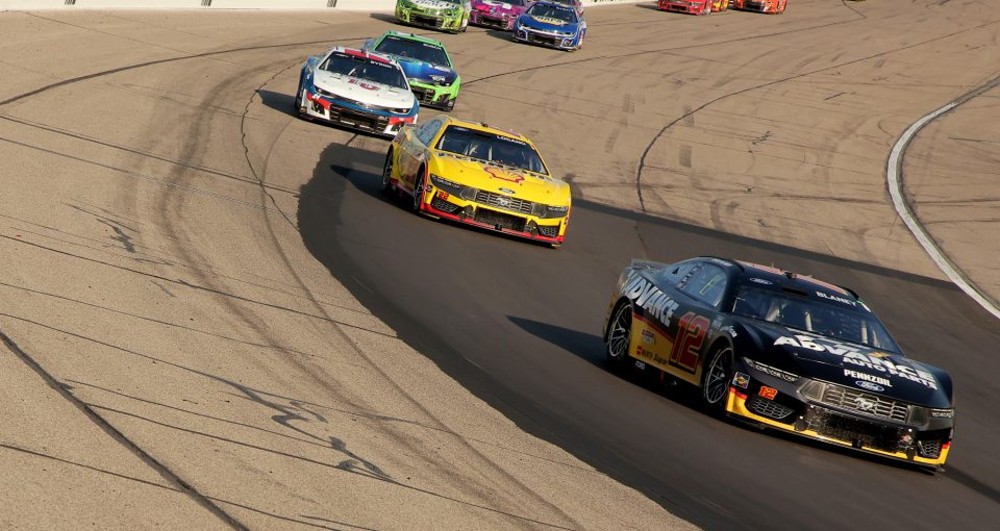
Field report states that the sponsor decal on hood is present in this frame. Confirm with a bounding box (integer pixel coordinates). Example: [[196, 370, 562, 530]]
[[411, 0, 460, 8], [771, 333, 938, 390], [313, 71, 414, 109], [530, 16, 569, 26]]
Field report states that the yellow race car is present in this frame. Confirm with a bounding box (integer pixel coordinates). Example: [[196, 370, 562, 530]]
[[381, 116, 572, 247]]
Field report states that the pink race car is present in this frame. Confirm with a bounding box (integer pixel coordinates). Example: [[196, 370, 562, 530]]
[[470, 0, 531, 31]]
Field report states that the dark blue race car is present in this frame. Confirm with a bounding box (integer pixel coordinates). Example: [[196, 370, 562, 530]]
[[513, 1, 587, 52]]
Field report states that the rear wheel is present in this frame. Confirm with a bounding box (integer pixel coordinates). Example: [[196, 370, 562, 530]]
[[702, 344, 735, 409], [606, 302, 633, 372]]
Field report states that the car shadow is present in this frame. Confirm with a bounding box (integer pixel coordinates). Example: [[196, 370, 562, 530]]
[[368, 12, 400, 25], [507, 316, 606, 368], [478, 27, 519, 43], [634, 2, 663, 11], [256, 89, 298, 119]]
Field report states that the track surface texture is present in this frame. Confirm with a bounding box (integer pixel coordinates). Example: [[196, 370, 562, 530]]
[[1, 2, 998, 530]]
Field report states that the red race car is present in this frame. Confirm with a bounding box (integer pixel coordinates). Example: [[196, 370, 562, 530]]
[[732, 0, 787, 14], [658, 0, 729, 16]]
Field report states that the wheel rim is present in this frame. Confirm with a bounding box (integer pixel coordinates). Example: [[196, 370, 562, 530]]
[[299, 89, 308, 114], [607, 304, 632, 362], [412, 172, 424, 211], [704, 346, 733, 405], [382, 152, 393, 190]]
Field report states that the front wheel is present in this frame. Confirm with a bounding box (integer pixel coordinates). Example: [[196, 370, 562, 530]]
[[411, 168, 426, 213], [381, 150, 394, 194], [606, 302, 633, 372], [702, 344, 735, 410]]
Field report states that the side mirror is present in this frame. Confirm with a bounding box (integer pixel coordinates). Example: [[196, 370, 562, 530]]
[[362, 38, 374, 51]]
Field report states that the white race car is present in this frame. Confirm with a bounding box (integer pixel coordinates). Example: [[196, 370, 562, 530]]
[[294, 47, 419, 137]]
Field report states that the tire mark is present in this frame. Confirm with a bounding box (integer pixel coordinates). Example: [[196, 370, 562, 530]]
[[241, 64, 586, 529], [635, 17, 1000, 211], [0, 330, 248, 531]]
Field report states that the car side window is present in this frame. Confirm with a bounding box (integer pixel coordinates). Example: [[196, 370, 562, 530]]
[[659, 260, 698, 287], [679, 264, 728, 307], [416, 119, 442, 146]]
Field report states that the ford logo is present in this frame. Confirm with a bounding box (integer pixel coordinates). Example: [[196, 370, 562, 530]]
[[499, 187, 516, 195], [855, 380, 885, 393]]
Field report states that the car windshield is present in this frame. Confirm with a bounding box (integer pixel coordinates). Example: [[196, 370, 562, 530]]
[[485, 0, 527, 5], [374, 36, 451, 68], [731, 286, 900, 352], [436, 126, 549, 175], [320, 52, 408, 89], [527, 4, 578, 22]]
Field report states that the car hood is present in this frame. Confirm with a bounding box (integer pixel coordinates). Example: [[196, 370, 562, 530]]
[[744, 321, 949, 407], [408, 0, 463, 12], [394, 59, 458, 86], [433, 155, 570, 203], [312, 70, 415, 109], [473, 1, 526, 16], [518, 14, 580, 31]]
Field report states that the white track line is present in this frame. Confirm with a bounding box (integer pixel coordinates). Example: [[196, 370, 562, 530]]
[[886, 99, 1000, 321]]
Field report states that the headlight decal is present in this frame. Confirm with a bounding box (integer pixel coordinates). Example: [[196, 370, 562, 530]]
[[745, 358, 800, 383]]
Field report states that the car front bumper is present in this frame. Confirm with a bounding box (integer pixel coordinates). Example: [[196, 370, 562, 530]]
[[725, 363, 953, 468], [301, 90, 415, 137], [513, 26, 581, 50], [396, 7, 465, 31]]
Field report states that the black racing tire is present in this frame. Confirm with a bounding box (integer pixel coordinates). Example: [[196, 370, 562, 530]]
[[605, 301, 633, 373], [411, 167, 426, 213], [381, 149, 394, 195], [702, 343, 735, 410], [296, 87, 309, 118], [444, 97, 456, 112]]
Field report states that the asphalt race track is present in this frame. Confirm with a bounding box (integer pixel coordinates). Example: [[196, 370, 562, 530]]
[[306, 142, 1000, 529], [3, 1, 1000, 530]]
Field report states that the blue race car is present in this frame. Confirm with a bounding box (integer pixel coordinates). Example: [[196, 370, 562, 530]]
[[512, 0, 587, 52]]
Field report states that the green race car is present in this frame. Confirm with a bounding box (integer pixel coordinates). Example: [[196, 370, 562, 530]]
[[395, 0, 470, 34], [364, 31, 461, 111]]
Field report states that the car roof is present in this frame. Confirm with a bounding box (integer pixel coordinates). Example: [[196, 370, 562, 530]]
[[328, 46, 399, 66], [726, 259, 859, 300], [378, 30, 446, 48], [686, 257, 860, 302], [436, 116, 535, 145]]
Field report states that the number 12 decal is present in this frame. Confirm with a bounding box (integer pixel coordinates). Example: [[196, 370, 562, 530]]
[[672, 312, 710, 373]]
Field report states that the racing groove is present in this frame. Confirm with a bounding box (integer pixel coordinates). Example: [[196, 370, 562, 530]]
[[2, 2, 1000, 530], [301, 2, 1000, 530]]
